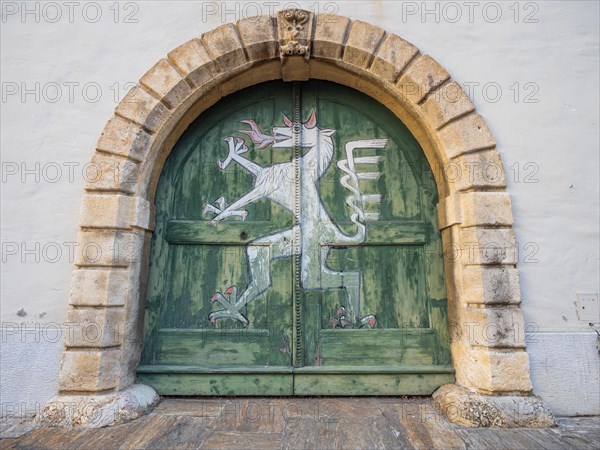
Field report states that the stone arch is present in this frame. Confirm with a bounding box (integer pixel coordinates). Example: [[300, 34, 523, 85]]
[[41, 10, 554, 428]]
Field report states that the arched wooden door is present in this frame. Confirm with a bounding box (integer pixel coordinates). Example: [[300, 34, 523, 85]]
[[137, 80, 454, 395]]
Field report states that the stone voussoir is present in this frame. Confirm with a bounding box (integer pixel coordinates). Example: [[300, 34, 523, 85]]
[[201, 23, 247, 71], [370, 33, 419, 84], [438, 113, 496, 160], [167, 37, 219, 88], [139, 59, 192, 110], [236, 15, 278, 61], [114, 85, 170, 134], [342, 20, 386, 69], [74, 229, 146, 268], [436, 191, 512, 229], [421, 81, 476, 130], [79, 194, 152, 230], [397, 54, 451, 104], [83, 152, 140, 194], [459, 191, 513, 227], [450, 148, 507, 192], [312, 14, 351, 60], [96, 115, 152, 163], [70, 268, 130, 307], [79, 194, 136, 229]]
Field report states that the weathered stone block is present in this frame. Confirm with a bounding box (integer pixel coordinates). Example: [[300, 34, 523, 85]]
[[201, 23, 247, 70], [433, 384, 555, 427], [462, 306, 526, 347], [66, 308, 126, 348], [343, 21, 385, 69], [370, 34, 418, 83], [79, 194, 152, 230], [397, 54, 450, 104], [96, 116, 152, 162], [140, 59, 192, 109], [79, 193, 154, 230], [59, 349, 121, 392], [39, 384, 159, 428], [70, 269, 130, 307], [79, 194, 134, 229], [83, 152, 139, 194], [167, 38, 219, 87], [460, 192, 513, 227], [312, 14, 350, 59], [114, 86, 169, 133], [237, 15, 277, 61], [463, 348, 533, 393], [421, 82, 475, 130], [462, 266, 522, 305], [74, 230, 145, 268], [459, 227, 517, 266], [451, 149, 507, 191], [438, 113, 496, 159]]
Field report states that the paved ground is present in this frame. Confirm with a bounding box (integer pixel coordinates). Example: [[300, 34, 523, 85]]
[[1, 398, 598, 449]]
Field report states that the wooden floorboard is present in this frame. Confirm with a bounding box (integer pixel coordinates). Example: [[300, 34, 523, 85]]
[[1, 399, 598, 450]]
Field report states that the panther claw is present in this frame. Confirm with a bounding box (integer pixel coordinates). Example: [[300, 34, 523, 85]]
[[208, 309, 249, 328], [332, 305, 376, 329], [208, 287, 249, 328]]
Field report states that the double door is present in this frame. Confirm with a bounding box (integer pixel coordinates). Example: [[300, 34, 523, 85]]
[[137, 80, 453, 395]]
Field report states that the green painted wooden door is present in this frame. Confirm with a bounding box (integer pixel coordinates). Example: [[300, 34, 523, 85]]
[[137, 80, 453, 395]]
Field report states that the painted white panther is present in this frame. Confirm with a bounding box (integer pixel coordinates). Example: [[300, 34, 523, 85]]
[[203, 111, 387, 329]]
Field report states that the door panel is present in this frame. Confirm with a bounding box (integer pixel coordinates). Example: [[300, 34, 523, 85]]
[[291, 83, 451, 393], [139, 83, 295, 394], [137, 80, 453, 395]]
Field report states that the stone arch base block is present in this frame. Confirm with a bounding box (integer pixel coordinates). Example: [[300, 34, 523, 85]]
[[433, 384, 555, 428], [38, 384, 159, 428], [39, 8, 555, 428]]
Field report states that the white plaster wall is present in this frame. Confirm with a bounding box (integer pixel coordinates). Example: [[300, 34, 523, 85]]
[[1, 1, 598, 416]]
